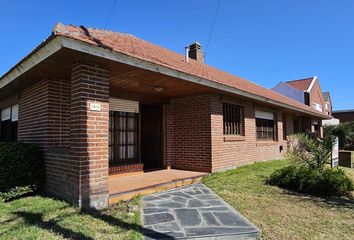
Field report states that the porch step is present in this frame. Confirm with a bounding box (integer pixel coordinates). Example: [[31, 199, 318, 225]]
[[109, 173, 207, 204]]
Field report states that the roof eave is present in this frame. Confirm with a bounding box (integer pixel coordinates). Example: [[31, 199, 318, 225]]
[[0, 35, 330, 119], [0, 36, 63, 89]]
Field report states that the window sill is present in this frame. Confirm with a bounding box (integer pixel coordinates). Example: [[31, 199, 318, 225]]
[[224, 135, 245, 142]]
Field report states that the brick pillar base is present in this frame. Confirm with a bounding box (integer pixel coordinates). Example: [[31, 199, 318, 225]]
[[71, 63, 110, 209]]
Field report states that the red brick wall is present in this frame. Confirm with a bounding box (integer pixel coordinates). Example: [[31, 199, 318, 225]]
[[333, 112, 354, 123], [18, 79, 49, 147], [310, 80, 325, 113], [17, 63, 110, 209], [70, 63, 110, 209], [164, 95, 212, 172], [18, 78, 79, 203], [47, 79, 71, 147], [45, 79, 78, 203], [210, 95, 289, 171], [164, 94, 295, 173]]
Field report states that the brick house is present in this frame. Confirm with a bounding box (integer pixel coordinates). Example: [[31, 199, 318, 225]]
[[272, 77, 332, 115], [0, 23, 330, 209], [322, 92, 333, 116], [333, 110, 354, 123], [272, 77, 333, 136]]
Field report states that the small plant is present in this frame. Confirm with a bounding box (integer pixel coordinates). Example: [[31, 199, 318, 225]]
[[287, 133, 334, 171]]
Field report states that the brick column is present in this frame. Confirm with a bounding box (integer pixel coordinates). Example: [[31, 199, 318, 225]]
[[71, 63, 110, 209]]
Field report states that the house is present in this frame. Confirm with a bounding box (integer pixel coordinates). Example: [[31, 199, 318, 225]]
[[272, 77, 334, 137], [333, 109, 354, 123], [322, 92, 332, 116], [272, 77, 332, 116], [0, 23, 330, 209]]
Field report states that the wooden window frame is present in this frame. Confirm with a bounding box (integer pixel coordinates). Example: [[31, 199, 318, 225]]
[[109, 111, 139, 165], [223, 103, 244, 136], [256, 116, 277, 141]]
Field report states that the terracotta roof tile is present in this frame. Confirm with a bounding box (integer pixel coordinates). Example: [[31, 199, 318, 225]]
[[3, 23, 328, 118], [286, 77, 314, 91]]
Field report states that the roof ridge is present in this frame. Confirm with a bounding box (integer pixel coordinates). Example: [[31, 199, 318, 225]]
[[285, 77, 314, 83]]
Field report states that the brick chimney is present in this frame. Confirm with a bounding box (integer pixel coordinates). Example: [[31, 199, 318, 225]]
[[188, 42, 204, 62]]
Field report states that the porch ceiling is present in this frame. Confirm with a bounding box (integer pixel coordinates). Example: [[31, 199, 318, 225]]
[[109, 62, 213, 100], [0, 47, 213, 101]]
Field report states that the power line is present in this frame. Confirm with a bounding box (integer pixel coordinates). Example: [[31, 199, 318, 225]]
[[105, 0, 119, 29], [205, 0, 221, 60]]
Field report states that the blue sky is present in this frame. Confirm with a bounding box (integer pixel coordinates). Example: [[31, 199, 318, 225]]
[[1, 0, 353, 110]]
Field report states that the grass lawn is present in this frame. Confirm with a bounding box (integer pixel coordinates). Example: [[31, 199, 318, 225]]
[[0, 195, 142, 240], [1, 160, 353, 240], [203, 160, 354, 240]]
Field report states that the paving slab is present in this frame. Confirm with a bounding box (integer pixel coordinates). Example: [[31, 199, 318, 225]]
[[141, 183, 260, 239]]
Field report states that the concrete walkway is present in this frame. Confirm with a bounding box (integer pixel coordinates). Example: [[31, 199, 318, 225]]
[[141, 183, 260, 239]]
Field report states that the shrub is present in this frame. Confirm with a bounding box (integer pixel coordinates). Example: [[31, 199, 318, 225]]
[[268, 165, 354, 196], [287, 133, 334, 171], [0, 142, 44, 201]]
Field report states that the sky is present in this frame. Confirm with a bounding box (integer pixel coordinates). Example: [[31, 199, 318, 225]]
[[0, 0, 353, 110]]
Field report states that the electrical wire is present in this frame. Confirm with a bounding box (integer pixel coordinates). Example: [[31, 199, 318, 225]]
[[205, 0, 221, 61], [105, 0, 119, 29]]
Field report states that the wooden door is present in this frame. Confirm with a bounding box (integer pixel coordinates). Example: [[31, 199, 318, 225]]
[[141, 104, 163, 169]]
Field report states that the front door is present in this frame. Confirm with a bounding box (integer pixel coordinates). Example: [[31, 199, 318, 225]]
[[141, 104, 163, 169]]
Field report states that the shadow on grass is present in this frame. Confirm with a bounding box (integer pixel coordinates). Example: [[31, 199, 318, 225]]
[[11, 196, 173, 240], [14, 211, 94, 240], [268, 185, 354, 210], [83, 208, 173, 239], [284, 191, 354, 209]]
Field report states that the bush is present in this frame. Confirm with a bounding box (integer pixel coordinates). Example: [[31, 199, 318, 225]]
[[0, 142, 44, 201], [268, 165, 354, 196]]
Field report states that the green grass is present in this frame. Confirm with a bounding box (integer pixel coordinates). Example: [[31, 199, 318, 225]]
[[203, 160, 354, 240], [1, 160, 353, 240], [0, 195, 142, 240]]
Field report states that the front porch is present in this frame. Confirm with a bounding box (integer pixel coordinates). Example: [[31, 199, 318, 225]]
[[108, 169, 208, 204]]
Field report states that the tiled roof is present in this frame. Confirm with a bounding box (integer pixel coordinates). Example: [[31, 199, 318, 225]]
[[323, 92, 330, 102], [286, 77, 314, 91], [2, 23, 327, 118]]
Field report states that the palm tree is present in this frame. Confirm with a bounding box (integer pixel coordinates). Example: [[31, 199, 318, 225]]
[[292, 133, 335, 171]]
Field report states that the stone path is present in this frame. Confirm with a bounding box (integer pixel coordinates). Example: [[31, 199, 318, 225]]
[[141, 183, 260, 239]]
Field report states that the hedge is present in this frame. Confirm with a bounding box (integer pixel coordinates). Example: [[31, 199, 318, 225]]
[[0, 142, 44, 201], [268, 165, 354, 196]]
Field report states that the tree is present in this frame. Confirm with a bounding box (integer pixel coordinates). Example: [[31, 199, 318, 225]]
[[324, 122, 354, 150]]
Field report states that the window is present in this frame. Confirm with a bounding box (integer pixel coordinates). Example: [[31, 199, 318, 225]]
[[313, 121, 321, 138], [255, 110, 276, 141], [0, 104, 18, 142], [109, 111, 138, 164], [313, 103, 323, 112], [223, 103, 244, 135]]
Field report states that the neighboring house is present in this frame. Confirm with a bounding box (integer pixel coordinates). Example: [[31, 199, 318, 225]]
[[272, 77, 333, 137], [0, 23, 330, 209], [322, 92, 333, 116], [273, 77, 329, 114], [333, 110, 354, 123]]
